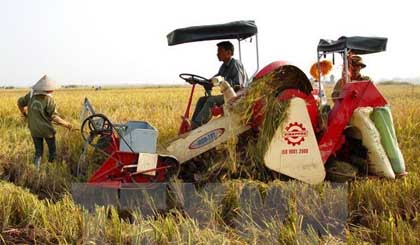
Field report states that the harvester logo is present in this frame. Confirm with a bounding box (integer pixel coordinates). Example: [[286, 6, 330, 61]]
[[189, 128, 225, 149], [283, 122, 308, 146]]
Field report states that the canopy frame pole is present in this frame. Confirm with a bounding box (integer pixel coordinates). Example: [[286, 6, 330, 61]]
[[238, 38, 242, 62], [317, 52, 322, 100], [344, 49, 349, 84], [248, 34, 260, 83], [255, 34, 260, 73]]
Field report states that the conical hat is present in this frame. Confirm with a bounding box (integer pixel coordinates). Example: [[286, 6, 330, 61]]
[[32, 75, 58, 91]]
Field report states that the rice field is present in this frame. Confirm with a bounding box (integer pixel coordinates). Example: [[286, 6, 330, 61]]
[[0, 84, 419, 244]]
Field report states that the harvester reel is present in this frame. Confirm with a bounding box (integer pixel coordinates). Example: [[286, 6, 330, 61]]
[[81, 113, 113, 147]]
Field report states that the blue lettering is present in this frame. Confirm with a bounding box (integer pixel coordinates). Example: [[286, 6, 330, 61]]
[[189, 129, 225, 149]]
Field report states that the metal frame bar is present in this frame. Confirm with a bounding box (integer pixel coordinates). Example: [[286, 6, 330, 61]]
[[255, 34, 260, 73], [344, 49, 349, 84], [238, 39, 242, 62], [237, 34, 260, 86], [317, 48, 349, 99]]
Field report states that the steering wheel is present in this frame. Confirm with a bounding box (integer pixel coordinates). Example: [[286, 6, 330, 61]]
[[81, 113, 114, 147], [179, 73, 213, 91]]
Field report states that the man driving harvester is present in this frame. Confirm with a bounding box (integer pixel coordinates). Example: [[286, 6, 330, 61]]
[[190, 41, 247, 129]]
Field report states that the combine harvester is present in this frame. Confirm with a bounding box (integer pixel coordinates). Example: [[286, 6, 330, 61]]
[[78, 21, 406, 190]]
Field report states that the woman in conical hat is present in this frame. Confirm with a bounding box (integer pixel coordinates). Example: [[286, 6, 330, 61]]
[[17, 75, 73, 169]]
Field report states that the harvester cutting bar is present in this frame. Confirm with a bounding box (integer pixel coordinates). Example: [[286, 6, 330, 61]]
[[88, 152, 170, 187]]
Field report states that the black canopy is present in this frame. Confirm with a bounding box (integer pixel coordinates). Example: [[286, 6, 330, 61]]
[[167, 20, 257, 46], [318, 36, 387, 54]]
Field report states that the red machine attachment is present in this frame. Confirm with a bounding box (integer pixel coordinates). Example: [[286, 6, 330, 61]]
[[178, 83, 196, 135], [88, 152, 178, 189], [318, 81, 387, 163]]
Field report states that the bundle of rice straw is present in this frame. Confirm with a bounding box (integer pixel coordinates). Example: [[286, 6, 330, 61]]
[[226, 67, 293, 180]]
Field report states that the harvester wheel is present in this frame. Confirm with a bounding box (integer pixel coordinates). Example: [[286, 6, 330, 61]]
[[81, 114, 114, 147], [179, 73, 211, 86], [179, 73, 213, 93]]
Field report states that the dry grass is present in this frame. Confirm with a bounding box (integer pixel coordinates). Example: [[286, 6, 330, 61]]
[[0, 84, 419, 243]]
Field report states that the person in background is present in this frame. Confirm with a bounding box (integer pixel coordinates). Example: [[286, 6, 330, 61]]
[[332, 55, 370, 99], [17, 75, 73, 169], [191, 41, 247, 128]]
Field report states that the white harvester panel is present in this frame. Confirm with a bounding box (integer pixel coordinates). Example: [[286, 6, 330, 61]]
[[166, 112, 249, 164], [137, 153, 158, 176], [264, 98, 325, 184]]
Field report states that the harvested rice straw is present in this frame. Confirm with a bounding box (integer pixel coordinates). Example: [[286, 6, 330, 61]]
[[198, 67, 297, 181], [203, 123, 240, 180], [241, 96, 289, 180], [224, 69, 291, 180]]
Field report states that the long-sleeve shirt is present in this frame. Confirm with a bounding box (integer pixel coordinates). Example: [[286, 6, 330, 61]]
[[18, 92, 58, 138], [216, 58, 247, 90]]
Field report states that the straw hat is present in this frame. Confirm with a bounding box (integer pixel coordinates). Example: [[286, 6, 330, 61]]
[[32, 75, 58, 91], [351, 55, 366, 68]]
